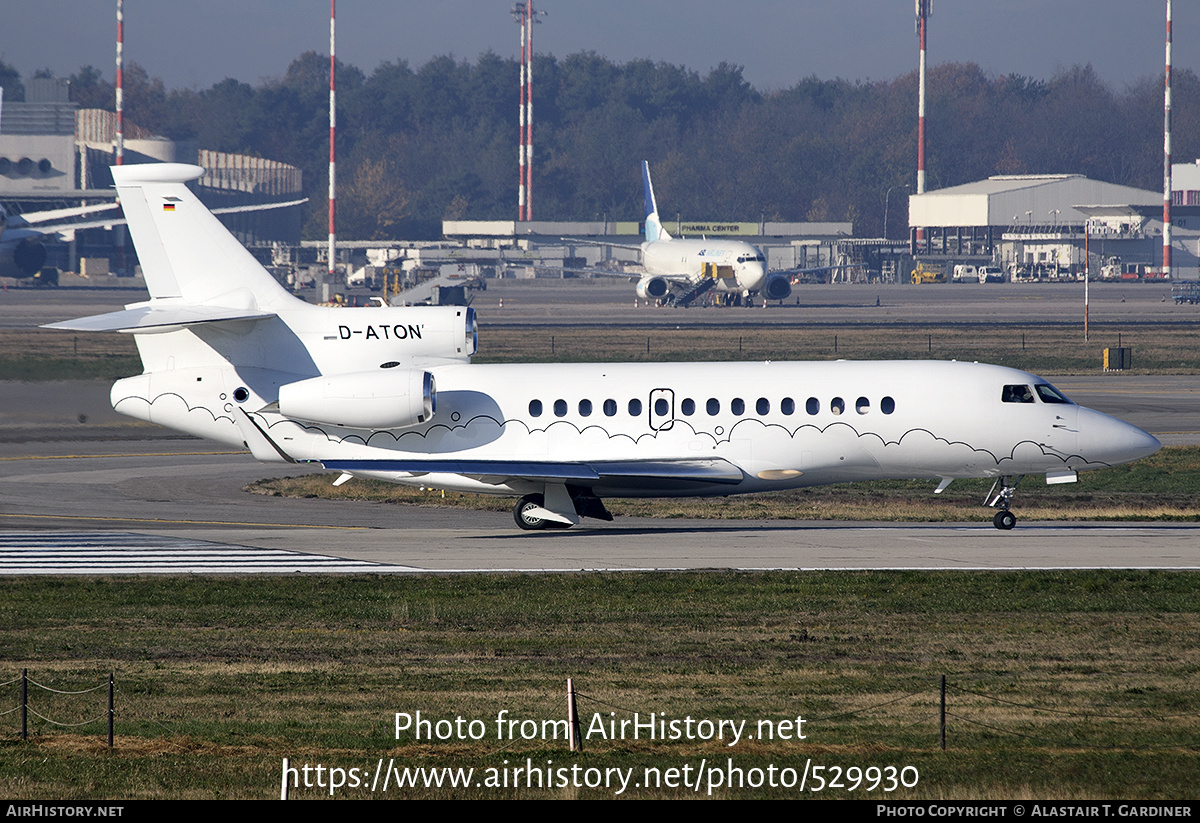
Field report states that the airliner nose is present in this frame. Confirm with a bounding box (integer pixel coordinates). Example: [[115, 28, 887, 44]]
[[1079, 408, 1160, 466]]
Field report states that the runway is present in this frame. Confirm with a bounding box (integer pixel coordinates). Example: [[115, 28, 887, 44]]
[[1, 441, 1197, 573], [2, 280, 1198, 574]]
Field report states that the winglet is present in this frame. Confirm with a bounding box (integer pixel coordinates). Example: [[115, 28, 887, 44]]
[[641, 161, 670, 243]]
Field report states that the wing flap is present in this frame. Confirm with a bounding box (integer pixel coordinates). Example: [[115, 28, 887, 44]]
[[316, 457, 744, 487]]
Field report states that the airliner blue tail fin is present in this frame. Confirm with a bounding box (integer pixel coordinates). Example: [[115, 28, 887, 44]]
[[110, 163, 295, 311], [641, 161, 670, 243]]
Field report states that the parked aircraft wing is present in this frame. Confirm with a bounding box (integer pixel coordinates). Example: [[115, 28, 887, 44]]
[[7, 202, 121, 227]]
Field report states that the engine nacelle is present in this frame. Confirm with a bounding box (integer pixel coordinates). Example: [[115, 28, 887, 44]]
[[635, 276, 669, 300], [278, 368, 435, 430], [763, 273, 792, 301], [0, 237, 47, 279]]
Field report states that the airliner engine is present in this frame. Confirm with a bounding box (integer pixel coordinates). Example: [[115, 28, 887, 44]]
[[762, 274, 792, 301], [278, 369, 435, 430], [0, 237, 47, 279], [635, 276, 669, 300]]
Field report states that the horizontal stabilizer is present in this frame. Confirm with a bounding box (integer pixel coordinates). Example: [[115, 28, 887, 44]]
[[42, 304, 275, 333], [317, 457, 744, 487]]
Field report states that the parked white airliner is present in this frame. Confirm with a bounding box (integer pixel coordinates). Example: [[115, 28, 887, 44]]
[[48, 164, 1160, 531], [634, 161, 780, 305], [0, 201, 122, 282]]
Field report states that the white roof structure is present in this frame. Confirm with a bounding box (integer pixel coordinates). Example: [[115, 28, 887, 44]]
[[909, 175, 1159, 228]]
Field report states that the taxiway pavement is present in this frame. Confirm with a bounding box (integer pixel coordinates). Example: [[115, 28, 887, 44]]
[[2, 279, 1198, 573]]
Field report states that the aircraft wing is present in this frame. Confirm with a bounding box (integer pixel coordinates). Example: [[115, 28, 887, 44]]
[[7, 202, 121, 227], [771, 263, 865, 279], [211, 197, 308, 215], [42, 304, 275, 333], [6, 197, 309, 245], [512, 263, 694, 284], [317, 457, 744, 489], [562, 237, 643, 251], [33, 197, 310, 238]]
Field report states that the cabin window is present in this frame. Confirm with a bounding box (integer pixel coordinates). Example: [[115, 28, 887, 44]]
[[707, 398, 720, 415], [603, 399, 617, 416], [529, 399, 543, 417], [781, 397, 795, 415], [881, 396, 896, 415], [654, 398, 669, 417], [756, 398, 770, 415], [1002, 384, 1035, 403], [830, 397, 845, 415], [731, 398, 745, 415], [554, 399, 568, 417], [628, 399, 642, 416], [1035, 384, 1072, 404], [681, 398, 695, 416], [856, 396, 870, 414], [806, 397, 819, 415], [579, 399, 593, 417]]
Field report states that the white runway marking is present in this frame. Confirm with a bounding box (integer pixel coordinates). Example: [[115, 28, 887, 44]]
[[0, 532, 420, 575]]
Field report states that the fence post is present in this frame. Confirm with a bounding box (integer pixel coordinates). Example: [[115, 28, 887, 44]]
[[21, 669, 27, 740], [567, 678, 582, 752], [940, 674, 947, 750], [108, 672, 114, 748]]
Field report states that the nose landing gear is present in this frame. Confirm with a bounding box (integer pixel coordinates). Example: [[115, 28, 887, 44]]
[[986, 475, 1023, 530]]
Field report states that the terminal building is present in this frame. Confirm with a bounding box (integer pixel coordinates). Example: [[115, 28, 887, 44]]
[[0, 78, 303, 278]]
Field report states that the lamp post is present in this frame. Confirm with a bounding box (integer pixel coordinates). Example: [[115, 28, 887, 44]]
[[884, 184, 910, 239]]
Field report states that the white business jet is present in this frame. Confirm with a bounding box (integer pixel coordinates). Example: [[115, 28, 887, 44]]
[[47, 164, 1160, 531]]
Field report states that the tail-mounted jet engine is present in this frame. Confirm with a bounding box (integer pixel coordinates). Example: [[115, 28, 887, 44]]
[[278, 369, 435, 430]]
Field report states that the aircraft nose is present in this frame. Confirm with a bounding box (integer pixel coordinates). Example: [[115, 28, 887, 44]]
[[1079, 408, 1160, 466]]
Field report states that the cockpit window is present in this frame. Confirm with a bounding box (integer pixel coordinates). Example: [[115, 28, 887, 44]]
[[1001, 384, 1035, 403], [1034, 383, 1073, 404]]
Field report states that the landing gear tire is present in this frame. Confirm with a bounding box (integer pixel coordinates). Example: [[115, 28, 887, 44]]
[[514, 494, 547, 531], [993, 510, 1017, 531]]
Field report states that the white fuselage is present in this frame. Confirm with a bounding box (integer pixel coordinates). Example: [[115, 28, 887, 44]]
[[110, 357, 1159, 500], [641, 237, 768, 294]]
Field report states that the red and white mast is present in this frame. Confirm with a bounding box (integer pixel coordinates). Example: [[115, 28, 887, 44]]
[[115, 0, 124, 165], [514, 1, 544, 222], [1163, 0, 1172, 279], [914, 0, 931, 247], [328, 0, 337, 277], [525, 0, 534, 221], [515, 3, 527, 220], [915, 0, 930, 197]]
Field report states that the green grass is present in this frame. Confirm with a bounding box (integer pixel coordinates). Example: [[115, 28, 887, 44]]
[[2, 572, 1198, 798]]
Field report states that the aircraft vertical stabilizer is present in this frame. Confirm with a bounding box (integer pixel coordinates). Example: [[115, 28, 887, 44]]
[[641, 160, 670, 243], [110, 163, 294, 311]]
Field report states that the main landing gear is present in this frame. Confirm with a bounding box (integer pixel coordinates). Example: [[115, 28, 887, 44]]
[[986, 475, 1023, 530], [513, 488, 613, 531], [513, 494, 567, 531]]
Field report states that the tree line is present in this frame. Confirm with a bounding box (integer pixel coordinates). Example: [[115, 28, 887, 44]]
[[4, 53, 1198, 240]]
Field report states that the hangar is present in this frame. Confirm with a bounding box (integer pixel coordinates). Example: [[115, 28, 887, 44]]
[[906, 174, 1194, 280]]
